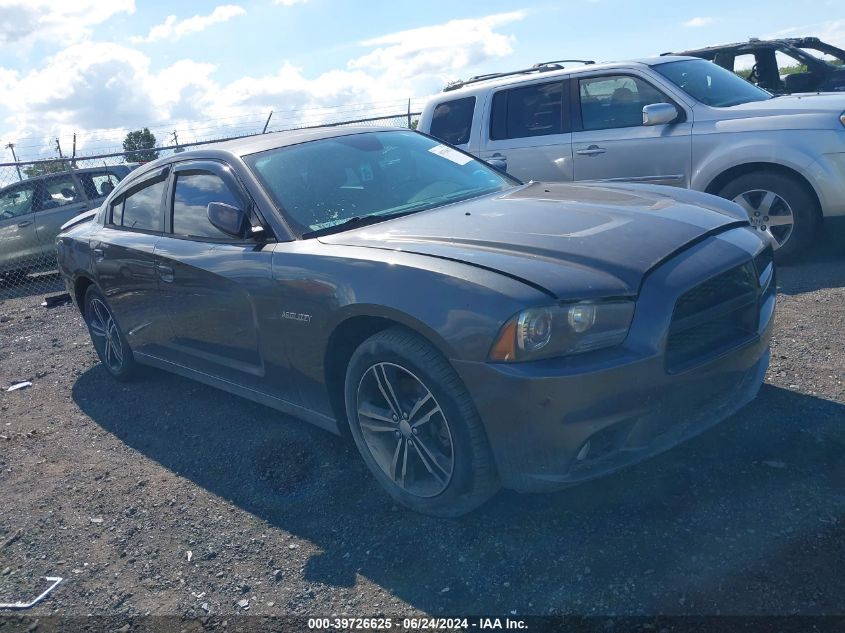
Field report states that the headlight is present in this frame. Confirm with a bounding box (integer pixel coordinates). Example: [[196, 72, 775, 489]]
[[840, 111, 845, 128], [489, 300, 635, 362]]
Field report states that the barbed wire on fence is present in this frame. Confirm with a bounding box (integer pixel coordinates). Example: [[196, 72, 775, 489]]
[[0, 110, 421, 302]]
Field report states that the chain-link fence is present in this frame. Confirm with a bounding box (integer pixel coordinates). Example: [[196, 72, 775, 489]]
[[0, 111, 419, 302]]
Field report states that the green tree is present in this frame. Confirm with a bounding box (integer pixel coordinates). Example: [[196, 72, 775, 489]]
[[22, 159, 70, 178], [123, 128, 158, 163]]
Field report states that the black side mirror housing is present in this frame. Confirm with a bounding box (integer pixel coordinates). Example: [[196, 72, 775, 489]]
[[207, 202, 246, 238]]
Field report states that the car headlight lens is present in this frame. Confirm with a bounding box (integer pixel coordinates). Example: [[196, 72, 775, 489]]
[[490, 300, 635, 362]]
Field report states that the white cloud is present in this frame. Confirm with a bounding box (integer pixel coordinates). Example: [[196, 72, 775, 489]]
[[683, 16, 716, 28], [131, 5, 245, 44], [349, 11, 525, 83], [0, 10, 528, 155], [0, 0, 135, 45]]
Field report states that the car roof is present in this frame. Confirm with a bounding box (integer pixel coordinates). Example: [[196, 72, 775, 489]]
[[0, 164, 131, 194], [432, 56, 698, 97]]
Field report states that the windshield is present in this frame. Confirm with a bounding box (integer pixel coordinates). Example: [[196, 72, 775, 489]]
[[245, 130, 516, 237], [655, 59, 772, 107]]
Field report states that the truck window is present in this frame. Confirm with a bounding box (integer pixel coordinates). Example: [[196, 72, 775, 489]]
[[429, 97, 475, 145], [489, 81, 565, 140]]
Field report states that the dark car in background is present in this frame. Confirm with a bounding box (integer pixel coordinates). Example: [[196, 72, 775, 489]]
[[671, 37, 845, 93], [56, 128, 775, 516], [0, 164, 135, 280]]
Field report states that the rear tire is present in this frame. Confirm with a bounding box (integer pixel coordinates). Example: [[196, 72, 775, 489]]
[[717, 170, 819, 262], [83, 285, 138, 381], [344, 327, 499, 517]]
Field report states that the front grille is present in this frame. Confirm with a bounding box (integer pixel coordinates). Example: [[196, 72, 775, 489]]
[[753, 245, 774, 290], [665, 262, 759, 372]]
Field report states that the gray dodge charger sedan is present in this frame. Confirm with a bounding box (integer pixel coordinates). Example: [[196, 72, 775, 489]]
[[56, 127, 775, 516]]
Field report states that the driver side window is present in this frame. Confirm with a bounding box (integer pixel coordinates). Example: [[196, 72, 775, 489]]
[[171, 172, 242, 240], [0, 183, 36, 219], [579, 75, 668, 131]]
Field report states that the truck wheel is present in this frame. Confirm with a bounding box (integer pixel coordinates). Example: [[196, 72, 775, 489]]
[[344, 326, 499, 517], [718, 171, 819, 262]]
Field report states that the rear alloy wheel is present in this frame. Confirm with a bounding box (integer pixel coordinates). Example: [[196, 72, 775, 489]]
[[84, 285, 137, 380], [345, 327, 499, 516], [718, 171, 820, 262]]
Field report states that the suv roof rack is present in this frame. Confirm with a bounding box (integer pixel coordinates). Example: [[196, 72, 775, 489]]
[[443, 59, 595, 92]]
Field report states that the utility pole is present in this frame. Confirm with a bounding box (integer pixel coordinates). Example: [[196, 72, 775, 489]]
[[71, 133, 77, 168], [5, 143, 22, 181], [262, 110, 274, 134], [171, 130, 183, 153], [55, 138, 64, 159], [407, 98, 412, 128]]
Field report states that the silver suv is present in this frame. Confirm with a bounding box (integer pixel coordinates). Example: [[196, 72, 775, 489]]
[[0, 165, 134, 279], [418, 56, 845, 259]]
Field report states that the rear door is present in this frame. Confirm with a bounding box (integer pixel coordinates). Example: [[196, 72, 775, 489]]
[[0, 181, 39, 272], [571, 72, 692, 187], [477, 78, 574, 182], [33, 172, 90, 254], [153, 161, 291, 399], [91, 168, 168, 355]]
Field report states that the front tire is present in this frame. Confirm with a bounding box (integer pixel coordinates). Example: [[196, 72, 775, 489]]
[[717, 170, 819, 262], [83, 285, 137, 381], [344, 327, 499, 517]]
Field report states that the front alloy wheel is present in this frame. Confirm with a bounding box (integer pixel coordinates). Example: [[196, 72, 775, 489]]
[[731, 189, 794, 249], [356, 362, 454, 498], [718, 170, 820, 262], [345, 327, 499, 516]]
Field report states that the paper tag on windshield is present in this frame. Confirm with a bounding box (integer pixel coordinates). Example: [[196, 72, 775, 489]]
[[428, 144, 473, 165]]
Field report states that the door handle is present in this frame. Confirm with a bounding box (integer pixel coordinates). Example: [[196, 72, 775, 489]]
[[92, 248, 105, 261], [17, 220, 32, 228], [156, 264, 175, 283], [575, 145, 607, 156]]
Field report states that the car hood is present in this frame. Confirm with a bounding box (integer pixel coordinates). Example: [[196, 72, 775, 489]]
[[707, 92, 845, 120], [320, 182, 748, 299]]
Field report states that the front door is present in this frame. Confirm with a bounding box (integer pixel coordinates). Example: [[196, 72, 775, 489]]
[[571, 73, 692, 187], [477, 78, 574, 182], [0, 181, 39, 274], [153, 162, 290, 400]]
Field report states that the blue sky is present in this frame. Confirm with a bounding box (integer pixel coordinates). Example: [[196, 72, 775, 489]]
[[0, 0, 842, 158]]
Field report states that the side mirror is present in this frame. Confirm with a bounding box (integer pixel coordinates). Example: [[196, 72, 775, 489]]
[[642, 103, 679, 126], [207, 201, 246, 238], [487, 156, 508, 172]]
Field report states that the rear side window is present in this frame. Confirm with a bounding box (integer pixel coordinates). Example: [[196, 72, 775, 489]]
[[429, 97, 475, 145], [172, 172, 241, 239], [79, 171, 122, 200], [490, 81, 565, 140], [114, 178, 165, 231]]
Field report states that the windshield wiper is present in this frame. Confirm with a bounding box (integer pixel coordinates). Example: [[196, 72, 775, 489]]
[[301, 210, 420, 239]]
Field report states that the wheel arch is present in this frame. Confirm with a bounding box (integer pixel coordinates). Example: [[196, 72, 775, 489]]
[[73, 274, 96, 312], [704, 162, 822, 220], [322, 309, 457, 434]]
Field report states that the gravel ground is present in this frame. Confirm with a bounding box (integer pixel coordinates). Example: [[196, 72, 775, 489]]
[[0, 227, 843, 620]]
